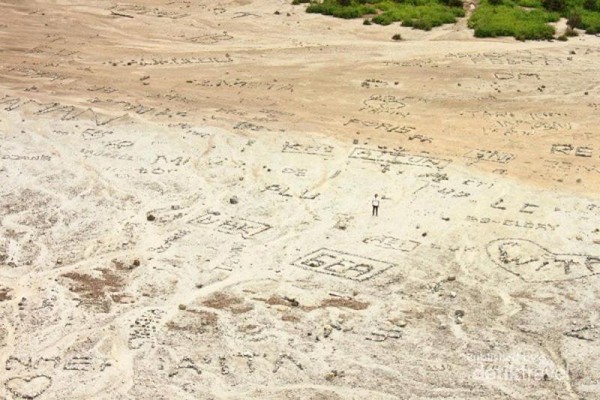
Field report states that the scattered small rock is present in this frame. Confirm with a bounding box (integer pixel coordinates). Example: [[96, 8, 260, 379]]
[[229, 196, 239, 205], [325, 369, 345, 381], [284, 297, 299, 307], [146, 214, 156, 221]]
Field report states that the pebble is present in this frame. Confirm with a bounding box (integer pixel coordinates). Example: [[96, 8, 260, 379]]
[[396, 320, 408, 328]]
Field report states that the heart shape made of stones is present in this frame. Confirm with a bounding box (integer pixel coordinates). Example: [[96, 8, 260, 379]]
[[5, 375, 52, 399]]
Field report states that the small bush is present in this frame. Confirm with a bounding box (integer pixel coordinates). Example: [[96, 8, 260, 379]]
[[580, 9, 600, 33], [392, 33, 403, 40], [542, 0, 565, 12], [514, 0, 542, 6], [363, 18, 372, 24], [565, 26, 579, 35], [440, 0, 465, 7], [584, 0, 598, 11], [567, 11, 582, 28]]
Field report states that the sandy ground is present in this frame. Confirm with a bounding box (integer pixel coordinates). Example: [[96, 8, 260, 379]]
[[1, 0, 600, 399]]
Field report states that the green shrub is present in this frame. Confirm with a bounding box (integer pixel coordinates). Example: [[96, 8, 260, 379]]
[[301, 0, 464, 28], [567, 11, 582, 27], [392, 33, 404, 39], [542, 0, 566, 11], [565, 26, 579, 35], [584, 0, 598, 10], [440, 0, 465, 7], [373, 3, 464, 28], [468, 5, 557, 39], [514, 0, 543, 7], [306, 1, 378, 18], [580, 8, 600, 32], [293, 0, 600, 38]]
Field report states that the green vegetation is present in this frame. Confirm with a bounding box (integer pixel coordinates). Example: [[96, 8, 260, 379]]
[[294, 0, 600, 39], [372, 1, 465, 30], [303, 0, 465, 29], [306, 0, 377, 18], [468, 2, 558, 40], [468, 0, 600, 40]]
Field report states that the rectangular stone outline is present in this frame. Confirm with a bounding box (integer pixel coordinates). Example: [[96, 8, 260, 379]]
[[216, 218, 271, 239], [292, 248, 396, 282], [349, 147, 451, 169]]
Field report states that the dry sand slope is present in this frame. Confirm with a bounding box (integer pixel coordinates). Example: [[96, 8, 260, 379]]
[[0, 0, 600, 399]]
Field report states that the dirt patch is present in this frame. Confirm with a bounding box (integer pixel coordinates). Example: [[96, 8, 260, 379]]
[[0, 287, 13, 302], [319, 297, 369, 310], [266, 295, 291, 306], [202, 292, 254, 314], [281, 313, 301, 323], [60, 259, 138, 312], [61, 268, 124, 312], [110, 293, 135, 304], [167, 309, 218, 333]]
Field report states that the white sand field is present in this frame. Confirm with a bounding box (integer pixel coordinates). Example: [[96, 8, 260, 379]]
[[1, 0, 600, 398]]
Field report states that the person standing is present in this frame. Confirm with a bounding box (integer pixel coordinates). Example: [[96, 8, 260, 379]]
[[372, 194, 379, 216]]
